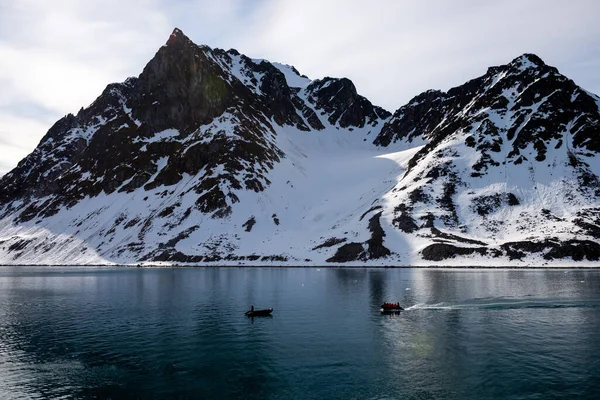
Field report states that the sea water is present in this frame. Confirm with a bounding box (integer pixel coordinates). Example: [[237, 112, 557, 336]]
[[0, 267, 599, 399]]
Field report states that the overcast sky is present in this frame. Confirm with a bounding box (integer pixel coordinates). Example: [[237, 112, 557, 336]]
[[1, 0, 599, 174]]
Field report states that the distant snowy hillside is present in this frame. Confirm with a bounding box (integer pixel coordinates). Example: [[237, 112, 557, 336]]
[[0, 30, 599, 266]]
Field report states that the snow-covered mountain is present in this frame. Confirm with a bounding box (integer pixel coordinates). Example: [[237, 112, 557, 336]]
[[1, 29, 599, 266]]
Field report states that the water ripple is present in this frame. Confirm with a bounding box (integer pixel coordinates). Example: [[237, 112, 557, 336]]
[[0, 267, 599, 399]]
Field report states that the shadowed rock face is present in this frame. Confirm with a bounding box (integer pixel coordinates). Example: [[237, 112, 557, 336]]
[[1, 31, 599, 265], [133, 29, 236, 133], [374, 89, 446, 147], [306, 77, 391, 128]]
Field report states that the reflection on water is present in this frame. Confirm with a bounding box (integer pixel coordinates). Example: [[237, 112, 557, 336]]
[[0, 267, 599, 399]]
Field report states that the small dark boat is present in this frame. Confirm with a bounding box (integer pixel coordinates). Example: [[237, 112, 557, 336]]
[[245, 308, 273, 317], [380, 302, 403, 313]]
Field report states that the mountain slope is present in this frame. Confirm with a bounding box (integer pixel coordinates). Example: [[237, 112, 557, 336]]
[[0, 29, 393, 265], [0, 30, 599, 266], [373, 54, 600, 264]]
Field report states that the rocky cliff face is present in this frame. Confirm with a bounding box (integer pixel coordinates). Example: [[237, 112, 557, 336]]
[[0, 30, 599, 265]]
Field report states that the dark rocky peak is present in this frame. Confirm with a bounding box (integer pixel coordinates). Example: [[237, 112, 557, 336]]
[[478, 54, 561, 98], [256, 63, 304, 127], [377, 52, 600, 185], [165, 27, 196, 49], [482, 54, 556, 83], [205, 47, 309, 130], [375, 53, 571, 149], [134, 28, 312, 136], [76, 79, 137, 127], [132, 31, 237, 134], [306, 77, 391, 129], [287, 65, 306, 80], [0, 75, 144, 205], [507, 53, 553, 72], [309, 77, 357, 101], [472, 53, 600, 154], [374, 90, 447, 147], [409, 89, 446, 105], [0, 111, 82, 204]]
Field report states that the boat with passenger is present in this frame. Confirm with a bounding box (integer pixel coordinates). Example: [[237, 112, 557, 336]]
[[245, 305, 273, 317], [380, 302, 403, 313]]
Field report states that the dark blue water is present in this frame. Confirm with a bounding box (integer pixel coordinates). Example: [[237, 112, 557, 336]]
[[0, 267, 599, 399]]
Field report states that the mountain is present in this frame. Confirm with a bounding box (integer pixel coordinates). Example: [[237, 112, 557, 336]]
[[375, 54, 600, 264], [0, 29, 599, 266]]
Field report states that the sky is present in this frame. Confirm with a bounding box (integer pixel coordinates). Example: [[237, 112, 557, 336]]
[[1, 0, 599, 174]]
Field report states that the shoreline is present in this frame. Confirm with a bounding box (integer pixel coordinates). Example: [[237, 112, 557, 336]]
[[1, 264, 600, 270]]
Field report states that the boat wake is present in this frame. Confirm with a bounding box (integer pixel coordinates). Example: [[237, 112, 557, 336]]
[[405, 297, 600, 311]]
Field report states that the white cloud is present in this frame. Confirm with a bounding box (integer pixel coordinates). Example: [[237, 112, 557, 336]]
[[231, 0, 600, 110], [0, 0, 173, 173], [0, 113, 51, 173], [1, 0, 599, 174]]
